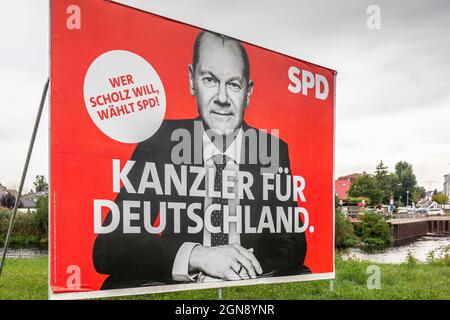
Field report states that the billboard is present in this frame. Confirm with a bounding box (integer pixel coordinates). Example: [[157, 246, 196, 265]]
[[50, 0, 336, 299]]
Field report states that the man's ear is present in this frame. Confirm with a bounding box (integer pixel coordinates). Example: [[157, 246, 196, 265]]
[[189, 64, 196, 96], [245, 80, 254, 107]]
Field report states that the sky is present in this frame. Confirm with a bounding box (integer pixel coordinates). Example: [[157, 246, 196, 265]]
[[0, 0, 449, 192]]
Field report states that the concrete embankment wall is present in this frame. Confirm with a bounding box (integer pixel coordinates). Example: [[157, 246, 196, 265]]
[[389, 218, 450, 245]]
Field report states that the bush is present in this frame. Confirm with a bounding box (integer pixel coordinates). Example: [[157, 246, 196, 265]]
[[404, 251, 418, 266], [0, 208, 11, 234], [335, 208, 358, 248], [0, 201, 48, 245], [343, 238, 358, 248], [360, 212, 393, 248], [9, 234, 40, 245], [0, 193, 19, 209], [353, 222, 364, 237], [35, 196, 48, 238]]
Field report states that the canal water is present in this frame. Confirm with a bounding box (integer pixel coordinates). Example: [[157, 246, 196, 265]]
[[1, 245, 48, 259], [341, 236, 450, 264]]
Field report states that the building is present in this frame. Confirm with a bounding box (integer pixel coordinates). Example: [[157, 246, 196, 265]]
[[335, 172, 366, 200], [0, 183, 7, 197], [337, 172, 365, 183], [2, 189, 18, 198], [21, 191, 47, 202], [335, 179, 351, 200], [444, 174, 450, 201], [18, 191, 48, 212], [17, 198, 38, 213]]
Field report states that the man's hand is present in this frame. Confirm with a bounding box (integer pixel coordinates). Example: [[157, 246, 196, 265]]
[[189, 244, 263, 280]]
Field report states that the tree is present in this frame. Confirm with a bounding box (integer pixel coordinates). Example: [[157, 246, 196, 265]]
[[432, 192, 449, 205], [348, 174, 382, 206], [35, 195, 48, 238], [374, 160, 389, 180], [374, 160, 390, 204], [384, 173, 400, 203], [394, 161, 418, 207], [335, 194, 340, 211], [354, 161, 424, 207], [0, 192, 20, 209], [33, 175, 48, 193], [413, 186, 426, 202]]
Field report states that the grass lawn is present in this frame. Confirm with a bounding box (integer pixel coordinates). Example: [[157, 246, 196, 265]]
[[0, 256, 449, 300]]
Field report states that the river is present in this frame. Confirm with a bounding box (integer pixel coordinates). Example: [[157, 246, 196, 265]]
[[1, 245, 48, 259], [340, 235, 450, 264]]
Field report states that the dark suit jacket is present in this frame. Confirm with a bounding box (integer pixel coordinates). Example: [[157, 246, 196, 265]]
[[93, 119, 308, 289]]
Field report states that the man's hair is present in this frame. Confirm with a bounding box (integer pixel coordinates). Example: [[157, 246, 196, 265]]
[[192, 31, 250, 82]]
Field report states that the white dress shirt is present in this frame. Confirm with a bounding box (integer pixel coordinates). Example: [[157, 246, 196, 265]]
[[172, 125, 243, 282]]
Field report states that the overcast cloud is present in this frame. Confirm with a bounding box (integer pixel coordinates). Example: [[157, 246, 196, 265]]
[[0, 0, 449, 192]]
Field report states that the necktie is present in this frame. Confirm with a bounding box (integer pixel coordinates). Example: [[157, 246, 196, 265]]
[[211, 154, 229, 246]]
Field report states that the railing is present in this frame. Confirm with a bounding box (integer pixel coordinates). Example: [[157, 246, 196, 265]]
[[387, 212, 428, 220]]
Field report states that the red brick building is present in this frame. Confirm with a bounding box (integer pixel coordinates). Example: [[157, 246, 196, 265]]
[[335, 172, 365, 200], [335, 179, 351, 200]]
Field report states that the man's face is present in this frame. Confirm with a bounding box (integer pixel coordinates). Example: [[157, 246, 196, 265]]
[[189, 34, 253, 135]]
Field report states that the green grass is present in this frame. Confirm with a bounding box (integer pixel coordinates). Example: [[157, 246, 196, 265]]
[[0, 256, 449, 300], [0, 258, 47, 300]]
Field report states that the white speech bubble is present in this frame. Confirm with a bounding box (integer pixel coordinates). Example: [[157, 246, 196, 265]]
[[84, 50, 166, 143]]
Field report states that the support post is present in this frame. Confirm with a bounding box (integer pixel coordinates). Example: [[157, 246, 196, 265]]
[[330, 279, 335, 292], [0, 78, 49, 277], [217, 288, 222, 300]]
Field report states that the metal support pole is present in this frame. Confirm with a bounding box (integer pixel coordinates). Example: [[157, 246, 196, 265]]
[[0, 78, 49, 277], [217, 288, 223, 300], [330, 279, 335, 292]]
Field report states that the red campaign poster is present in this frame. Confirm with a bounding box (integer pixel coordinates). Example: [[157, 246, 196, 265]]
[[50, 0, 336, 298]]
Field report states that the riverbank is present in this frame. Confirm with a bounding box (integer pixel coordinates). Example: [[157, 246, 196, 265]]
[[0, 255, 448, 300], [341, 235, 450, 264]]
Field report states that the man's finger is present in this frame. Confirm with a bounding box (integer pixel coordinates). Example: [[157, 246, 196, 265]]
[[233, 245, 263, 274], [235, 254, 257, 279], [238, 268, 251, 280], [231, 262, 251, 280], [224, 268, 241, 281], [235, 260, 251, 280], [230, 261, 243, 278]]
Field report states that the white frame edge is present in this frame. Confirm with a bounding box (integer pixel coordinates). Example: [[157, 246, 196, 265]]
[[49, 272, 335, 300]]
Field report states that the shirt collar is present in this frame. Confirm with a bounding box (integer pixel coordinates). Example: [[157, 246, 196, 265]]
[[202, 124, 243, 165]]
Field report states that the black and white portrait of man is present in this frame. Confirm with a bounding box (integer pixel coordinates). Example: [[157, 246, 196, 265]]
[[93, 30, 309, 290]]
